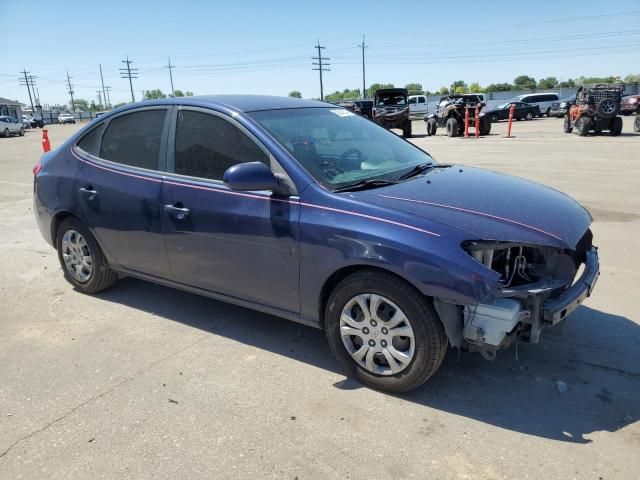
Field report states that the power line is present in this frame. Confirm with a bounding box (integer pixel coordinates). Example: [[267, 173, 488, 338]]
[[119, 56, 138, 102], [312, 40, 330, 101], [104, 86, 112, 108], [66, 71, 75, 112], [357, 34, 367, 98], [165, 57, 175, 96]]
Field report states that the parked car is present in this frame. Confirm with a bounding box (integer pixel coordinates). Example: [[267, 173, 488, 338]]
[[22, 115, 45, 128], [510, 92, 559, 117], [564, 84, 624, 136], [548, 97, 575, 118], [372, 88, 412, 137], [58, 113, 76, 124], [424, 94, 491, 136], [33, 95, 600, 393], [336, 101, 363, 115], [408, 95, 428, 115], [485, 102, 541, 122], [352, 100, 373, 119], [620, 94, 640, 115], [0, 116, 25, 137]]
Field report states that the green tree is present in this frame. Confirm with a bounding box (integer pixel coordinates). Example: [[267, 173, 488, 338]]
[[112, 102, 127, 108], [514, 75, 537, 89], [144, 89, 167, 100], [404, 83, 423, 95], [468, 82, 483, 93], [485, 83, 514, 92], [538, 77, 558, 89], [624, 74, 640, 83], [72, 98, 90, 111], [454, 85, 466, 94], [438, 86, 449, 95], [171, 89, 185, 97], [288, 90, 302, 98], [368, 83, 394, 97], [558, 79, 575, 88]]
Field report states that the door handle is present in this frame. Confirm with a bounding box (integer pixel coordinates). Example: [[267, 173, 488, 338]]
[[164, 204, 190, 219], [79, 187, 98, 199]]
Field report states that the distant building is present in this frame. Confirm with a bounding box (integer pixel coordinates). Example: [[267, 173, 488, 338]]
[[0, 97, 23, 122]]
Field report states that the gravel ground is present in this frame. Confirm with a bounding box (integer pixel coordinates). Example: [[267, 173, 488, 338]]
[[1, 117, 639, 479]]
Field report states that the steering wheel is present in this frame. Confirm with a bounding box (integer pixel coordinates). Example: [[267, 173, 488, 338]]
[[338, 148, 364, 171]]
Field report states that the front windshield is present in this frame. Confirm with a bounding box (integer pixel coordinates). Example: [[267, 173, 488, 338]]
[[248, 107, 435, 189], [376, 95, 407, 106]]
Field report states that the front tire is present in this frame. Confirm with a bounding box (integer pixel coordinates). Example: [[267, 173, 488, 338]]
[[3, 128, 9, 138], [446, 117, 458, 137], [634, 115, 640, 133], [426, 118, 437, 136], [56, 217, 118, 294], [325, 270, 447, 393], [19, 127, 25, 136], [402, 122, 412, 138], [525, 111, 534, 120], [563, 116, 573, 133]]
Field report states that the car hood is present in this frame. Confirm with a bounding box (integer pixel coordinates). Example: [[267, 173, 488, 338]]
[[349, 165, 592, 249]]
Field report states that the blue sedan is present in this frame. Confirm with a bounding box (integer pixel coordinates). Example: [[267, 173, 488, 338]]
[[33, 95, 599, 392]]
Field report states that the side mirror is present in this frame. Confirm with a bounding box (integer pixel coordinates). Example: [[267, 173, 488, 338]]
[[223, 162, 279, 191]]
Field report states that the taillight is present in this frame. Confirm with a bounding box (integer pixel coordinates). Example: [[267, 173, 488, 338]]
[[33, 161, 43, 176]]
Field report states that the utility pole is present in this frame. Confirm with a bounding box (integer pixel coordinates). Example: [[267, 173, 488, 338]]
[[99, 64, 107, 109], [312, 40, 330, 101], [119, 56, 138, 102], [96, 90, 103, 110], [165, 57, 175, 96], [104, 86, 112, 108], [358, 34, 368, 98], [66, 71, 76, 112], [19, 69, 35, 113]]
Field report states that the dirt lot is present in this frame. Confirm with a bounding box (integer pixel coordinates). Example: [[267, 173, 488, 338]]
[[1, 118, 639, 479]]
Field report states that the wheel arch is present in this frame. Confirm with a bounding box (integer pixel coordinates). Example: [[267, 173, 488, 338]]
[[318, 264, 435, 330], [51, 210, 77, 249]]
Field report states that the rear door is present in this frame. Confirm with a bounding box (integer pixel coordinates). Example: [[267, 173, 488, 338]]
[[161, 107, 301, 314], [76, 107, 172, 279]]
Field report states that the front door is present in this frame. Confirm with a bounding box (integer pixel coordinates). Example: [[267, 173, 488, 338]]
[[161, 108, 300, 314], [76, 107, 172, 279]]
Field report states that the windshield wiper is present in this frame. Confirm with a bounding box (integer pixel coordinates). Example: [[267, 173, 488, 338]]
[[396, 163, 436, 181], [333, 179, 397, 192]]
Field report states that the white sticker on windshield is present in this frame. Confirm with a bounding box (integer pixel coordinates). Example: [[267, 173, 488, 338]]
[[330, 109, 355, 117]]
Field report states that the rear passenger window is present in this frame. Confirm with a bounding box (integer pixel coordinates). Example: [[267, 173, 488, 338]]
[[174, 110, 269, 181], [100, 110, 167, 169], [76, 124, 103, 153], [418, 97, 426, 104]]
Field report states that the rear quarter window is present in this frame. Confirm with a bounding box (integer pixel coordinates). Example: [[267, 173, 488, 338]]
[[76, 124, 104, 154]]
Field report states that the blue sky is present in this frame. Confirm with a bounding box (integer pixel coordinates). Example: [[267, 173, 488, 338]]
[[1, 0, 639, 106]]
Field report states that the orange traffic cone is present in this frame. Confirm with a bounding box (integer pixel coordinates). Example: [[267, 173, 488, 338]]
[[42, 129, 51, 152]]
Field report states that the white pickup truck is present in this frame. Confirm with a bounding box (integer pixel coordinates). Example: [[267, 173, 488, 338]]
[[408, 95, 428, 115]]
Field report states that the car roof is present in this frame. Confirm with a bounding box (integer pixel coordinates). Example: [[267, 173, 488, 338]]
[[117, 95, 331, 114]]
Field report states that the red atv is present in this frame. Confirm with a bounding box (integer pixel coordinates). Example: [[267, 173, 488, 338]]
[[564, 84, 624, 136]]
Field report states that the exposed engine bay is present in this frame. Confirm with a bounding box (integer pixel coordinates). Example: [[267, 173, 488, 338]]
[[436, 229, 599, 360]]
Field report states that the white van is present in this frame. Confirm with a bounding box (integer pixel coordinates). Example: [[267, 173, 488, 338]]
[[408, 95, 428, 115], [511, 92, 560, 117]]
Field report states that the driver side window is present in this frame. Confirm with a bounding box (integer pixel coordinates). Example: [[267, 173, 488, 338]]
[[174, 110, 270, 181]]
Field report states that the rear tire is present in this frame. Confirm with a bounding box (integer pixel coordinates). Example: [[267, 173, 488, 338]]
[[490, 114, 498, 122], [446, 117, 458, 137], [525, 111, 534, 120], [19, 127, 25, 136], [634, 115, 640, 133], [3, 128, 9, 138], [325, 270, 447, 393], [575, 117, 592, 136], [479, 117, 491, 135], [56, 217, 118, 294], [610, 116, 623, 136]]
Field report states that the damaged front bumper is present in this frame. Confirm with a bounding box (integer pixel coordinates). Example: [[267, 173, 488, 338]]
[[463, 247, 599, 355]]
